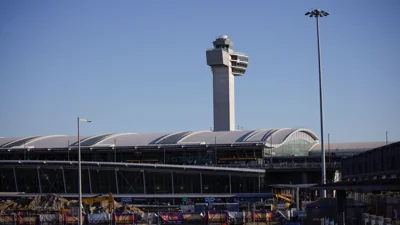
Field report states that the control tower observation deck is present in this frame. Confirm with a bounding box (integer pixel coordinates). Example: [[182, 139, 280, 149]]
[[206, 35, 249, 131]]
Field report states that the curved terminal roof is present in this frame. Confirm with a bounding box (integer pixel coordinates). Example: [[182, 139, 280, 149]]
[[0, 128, 318, 150]]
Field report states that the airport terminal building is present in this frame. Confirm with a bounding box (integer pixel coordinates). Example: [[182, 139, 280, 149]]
[[0, 35, 390, 200], [0, 129, 387, 198]]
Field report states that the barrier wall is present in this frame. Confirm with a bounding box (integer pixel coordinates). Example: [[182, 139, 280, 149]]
[[207, 211, 228, 222], [114, 214, 135, 225], [63, 215, 87, 225], [0, 211, 276, 225], [160, 213, 183, 224], [17, 215, 39, 225], [182, 213, 205, 223], [0, 215, 15, 225]]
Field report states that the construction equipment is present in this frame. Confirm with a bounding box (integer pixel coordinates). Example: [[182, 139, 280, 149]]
[[82, 192, 114, 213], [270, 194, 294, 210], [275, 194, 294, 203]]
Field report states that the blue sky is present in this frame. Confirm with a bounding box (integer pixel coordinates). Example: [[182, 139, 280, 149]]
[[0, 0, 399, 143]]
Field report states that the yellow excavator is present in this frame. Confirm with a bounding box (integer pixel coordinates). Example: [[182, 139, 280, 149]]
[[270, 193, 294, 210], [82, 192, 114, 213], [60, 193, 114, 214]]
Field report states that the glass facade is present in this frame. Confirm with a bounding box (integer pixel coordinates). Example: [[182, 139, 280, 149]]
[[270, 139, 316, 157]]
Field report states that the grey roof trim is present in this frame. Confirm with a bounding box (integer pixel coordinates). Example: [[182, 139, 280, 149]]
[[93, 133, 137, 146]]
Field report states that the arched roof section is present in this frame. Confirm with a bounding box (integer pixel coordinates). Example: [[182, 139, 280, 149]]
[[76, 134, 114, 147], [178, 130, 255, 144], [243, 129, 275, 142], [0, 137, 23, 147], [98, 133, 171, 146], [92, 133, 137, 146], [155, 131, 193, 144], [1, 135, 68, 148], [269, 128, 296, 144], [26, 136, 81, 149], [1, 136, 41, 148], [272, 128, 318, 147], [0, 128, 320, 149], [240, 128, 318, 147], [235, 130, 262, 142]]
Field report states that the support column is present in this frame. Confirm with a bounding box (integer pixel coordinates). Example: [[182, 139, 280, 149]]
[[87, 168, 92, 194], [115, 169, 119, 194], [13, 166, 18, 192], [296, 187, 300, 210], [37, 167, 42, 193], [229, 173, 232, 194], [61, 167, 67, 194], [142, 170, 146, 194], [337, 190, 347, 225], [171, 172, 174, 194], [200, 172, 203, 194], [301, 172, 308, 184], [258, 176, 261, 193]]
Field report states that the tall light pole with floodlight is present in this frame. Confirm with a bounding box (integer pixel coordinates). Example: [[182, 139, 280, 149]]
[[305, 9, 329, 198], [77, 117, 91, 225]]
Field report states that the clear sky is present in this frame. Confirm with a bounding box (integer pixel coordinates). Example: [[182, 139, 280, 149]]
[[0, 0, 399, 143]]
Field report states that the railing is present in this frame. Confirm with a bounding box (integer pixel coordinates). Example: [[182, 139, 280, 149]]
[[216, 162, 341, 169]]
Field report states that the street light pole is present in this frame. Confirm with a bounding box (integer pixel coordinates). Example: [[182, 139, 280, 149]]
[[77, 117, 91, 225], [305, 9, 329, 198]]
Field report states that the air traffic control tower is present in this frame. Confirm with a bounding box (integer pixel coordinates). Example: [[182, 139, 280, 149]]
[[206, 35, 249, 131]]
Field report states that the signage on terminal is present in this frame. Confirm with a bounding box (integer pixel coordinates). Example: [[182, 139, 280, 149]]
[[121, 198, 132, 203], [204, 198, 215, 203]]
